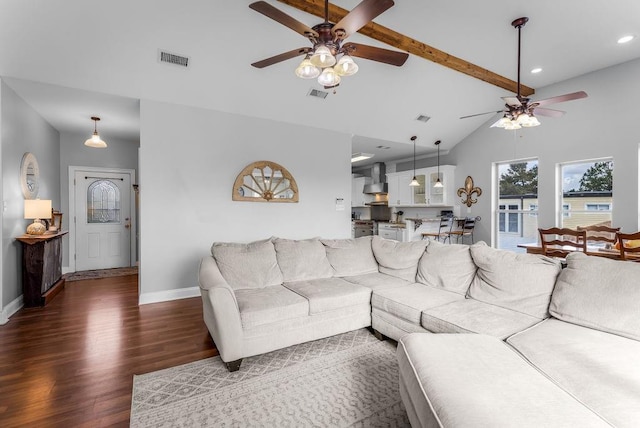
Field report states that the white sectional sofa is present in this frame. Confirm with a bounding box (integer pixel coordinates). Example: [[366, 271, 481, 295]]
[[198, 235, 640, 426]]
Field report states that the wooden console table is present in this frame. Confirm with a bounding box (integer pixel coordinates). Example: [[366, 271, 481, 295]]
[[16, 231, 68, 307]]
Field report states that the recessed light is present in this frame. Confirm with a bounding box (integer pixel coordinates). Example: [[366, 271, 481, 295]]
[[617, 35, 634, 44], [530, 67, 542, 74]]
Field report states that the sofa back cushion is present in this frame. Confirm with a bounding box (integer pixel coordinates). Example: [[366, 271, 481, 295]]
[[372, 236, 428, 281], [321, 236, 379, 277], [274, 238, 334, 282], [417, 240, 477, 295], [211, 238, 283, 290], [467, 243, 562, 319], [550, 252, 640, 340]]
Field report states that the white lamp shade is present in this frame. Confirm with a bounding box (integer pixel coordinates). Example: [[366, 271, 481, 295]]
[[522, 115, 541, 127], [295, 57, 321, 79], [24, 199, 51, 219], [310, 45, 336, 68], [317, 67, 341, 87], [335, 55, 358, 76], [409, 176, 420, 187], [85, 132, 107, 148], [434, 178, 444, 188]]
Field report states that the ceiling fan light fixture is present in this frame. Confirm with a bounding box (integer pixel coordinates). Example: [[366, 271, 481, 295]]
[[310, 45, 336, 68], [519, 113, 541, 127], [295, 56, 320, 79], [503, 120, 521, 130], [335, 55, 358, 76], [317, 67, 341, 87], [84, 116, 107, 148]]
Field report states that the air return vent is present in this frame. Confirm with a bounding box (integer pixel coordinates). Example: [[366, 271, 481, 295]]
[[416, 114, 431, 123], [307, 88, 328, 99], [158, 50, 190, 68]]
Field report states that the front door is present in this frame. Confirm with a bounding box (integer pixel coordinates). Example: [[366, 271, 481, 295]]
[[74, 170, 132, 271]]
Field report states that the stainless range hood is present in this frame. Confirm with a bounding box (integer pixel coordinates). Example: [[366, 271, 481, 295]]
[[363, 163, 388, 194]]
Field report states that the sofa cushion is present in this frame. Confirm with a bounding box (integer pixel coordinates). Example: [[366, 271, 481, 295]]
[[398, 333, 611, 428], [274, 238, 333, 282], [320, 236, 378, 277], [372, 283, 463, 325], [420, 299, 542, 339], [342, 272, 412, 291], [211, 238, 283, 290], [416, 240, 477, 295], [507, 318, 640, 427], [235, 285, 309, 329], [372, 236, 429, 281], [550, 252, 640, 341], [283, 278, 371, 315], [467, 243, 561, 319]]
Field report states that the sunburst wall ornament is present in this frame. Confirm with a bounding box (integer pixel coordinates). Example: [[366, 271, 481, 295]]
[[233, 160, 299, 203], [457, 176, 482, 207]]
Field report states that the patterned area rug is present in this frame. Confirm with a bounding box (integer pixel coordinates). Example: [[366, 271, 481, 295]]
[[130, 329, 409, 427], [64, 266, 138, 282]]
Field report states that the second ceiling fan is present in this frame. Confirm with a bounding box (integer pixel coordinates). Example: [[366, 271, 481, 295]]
[[249, 0, 409, 89], [461, 17, 588, 130]]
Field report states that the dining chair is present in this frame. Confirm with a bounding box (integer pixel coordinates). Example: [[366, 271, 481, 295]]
[[576, 224, 619, 247], [447, 217, 476, 244], [538, 227, 587, 259], [616, 231, 640, 261], [422, 216, 451, 243]]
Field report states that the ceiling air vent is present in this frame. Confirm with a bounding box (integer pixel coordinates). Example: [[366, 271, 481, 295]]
[[307, 88, 328, 99], [416, 114, 431, 123], [158, 50, 190, 68]]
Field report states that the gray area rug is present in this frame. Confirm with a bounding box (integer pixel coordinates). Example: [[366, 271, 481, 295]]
[[130, 329, 409, 427]]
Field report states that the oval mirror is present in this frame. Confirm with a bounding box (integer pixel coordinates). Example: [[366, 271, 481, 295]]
[[20, 152, 40, 199]]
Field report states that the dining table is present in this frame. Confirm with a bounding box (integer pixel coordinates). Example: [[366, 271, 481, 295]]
[[517, 242, 640, 261]]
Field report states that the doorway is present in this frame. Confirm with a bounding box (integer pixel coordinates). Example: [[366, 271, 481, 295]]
[[69, 167, 136, 272]]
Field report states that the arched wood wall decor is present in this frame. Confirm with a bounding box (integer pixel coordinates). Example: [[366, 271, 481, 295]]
[[232, 160, 299, 203], [457, 176, 482, 207]]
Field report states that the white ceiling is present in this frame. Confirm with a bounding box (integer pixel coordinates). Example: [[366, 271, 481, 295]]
[[1, 0, 639, 159]]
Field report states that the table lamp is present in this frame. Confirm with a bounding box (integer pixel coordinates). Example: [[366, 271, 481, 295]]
[[24, 199, 52, 235]]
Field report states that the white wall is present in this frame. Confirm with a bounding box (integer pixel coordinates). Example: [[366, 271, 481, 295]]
[[59, 131, 139, 269], [138, 100, 351, 300], [446, 58, 640, 244], [1, 79, 60, 315]]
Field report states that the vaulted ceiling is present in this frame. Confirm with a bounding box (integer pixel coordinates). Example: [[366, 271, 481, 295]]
[[1, 1, 639, 160]]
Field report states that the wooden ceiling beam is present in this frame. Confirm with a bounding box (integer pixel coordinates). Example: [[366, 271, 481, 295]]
[[277, 0, 535, 96]]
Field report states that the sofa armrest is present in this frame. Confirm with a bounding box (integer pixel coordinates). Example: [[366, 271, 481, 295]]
[[198, 257, 244, 362]]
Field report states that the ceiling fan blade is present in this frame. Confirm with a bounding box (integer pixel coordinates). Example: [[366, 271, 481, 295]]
[[533, 91, 588, 107], [251, 47, 311, 68], [533, 107, 565, 118], [460, 110, 503, 120], [342, 42, 408, 66], [501, 96, 522, 107], [249, 1, 319, 38], [332, 0, 394, 40]]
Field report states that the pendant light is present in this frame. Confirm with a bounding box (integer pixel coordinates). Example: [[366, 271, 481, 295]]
[[409, 136, 420, 187], [84, 116, 107, 148], [434, 140, 443, 188]]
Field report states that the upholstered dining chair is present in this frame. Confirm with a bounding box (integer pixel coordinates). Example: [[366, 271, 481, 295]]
[[538, 227, 587, 259], [616, 231, 640, 261], [577, 224, 619, 247], [422, 216, 451, 243], [447, 217, 476, 244]]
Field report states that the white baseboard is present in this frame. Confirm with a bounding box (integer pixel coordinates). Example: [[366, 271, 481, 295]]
[[0, 295, 24, 325], [138, 286, 200, 305], [62, 266, 73, 275]]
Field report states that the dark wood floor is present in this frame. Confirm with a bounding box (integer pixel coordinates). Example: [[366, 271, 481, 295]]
[[0, 275, 217, 427]]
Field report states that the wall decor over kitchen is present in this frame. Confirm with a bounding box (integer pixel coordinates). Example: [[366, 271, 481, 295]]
[[458, 176, 482, 207], [232, 160, 299, 203]]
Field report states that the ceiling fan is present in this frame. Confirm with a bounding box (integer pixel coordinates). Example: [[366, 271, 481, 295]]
[[461, 17, 588, 130], [249, 0, 409, 89]]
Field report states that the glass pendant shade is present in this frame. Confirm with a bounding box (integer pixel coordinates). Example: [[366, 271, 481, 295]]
[[434, 178, 444, 188], [310, 45, 336, 68], [85, 131, 107, 148], [317, 67, 341, 87], [409, 176, 420, 187], [521, 114, 540, 127], [494, 117, 511, 128], [295, 57, 320, 79], [335, 55, 358, 76]]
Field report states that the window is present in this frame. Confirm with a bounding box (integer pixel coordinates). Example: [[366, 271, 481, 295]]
[[87, 179, 121, 223], [496, 160, 538, 252], [560, 159, 613, 229]]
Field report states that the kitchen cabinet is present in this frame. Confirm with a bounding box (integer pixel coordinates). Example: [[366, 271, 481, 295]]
[[351, 176, 374, 207], [377, 223, 404, 241], [387, 166, 456, 207]]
